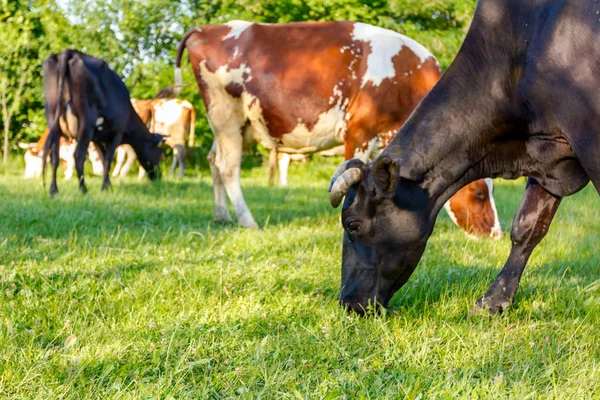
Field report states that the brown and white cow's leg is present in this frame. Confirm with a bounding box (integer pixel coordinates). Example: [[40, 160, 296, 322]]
[[177, 145, 186, 177], [169, 148, 179, 175], [474, 178, 561, 315], [208, 140, 234, 225], [277, 153, 291, 187], [113, 143, 142, 179], [60, 141, 76, 180], [209, 131, 259, 229], [170, 144, 186, 177], [268, 148, 277, 186], [112, 146, 126, 177], [101, 133, 123, 191], [87, 143, 105, 176], [120, 146, 138, 178]]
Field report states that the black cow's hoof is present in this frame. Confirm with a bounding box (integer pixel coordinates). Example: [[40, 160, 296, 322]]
[[79, 185, 88, 195], [49, 187, 59, 197], [471, 296, 512, 316]]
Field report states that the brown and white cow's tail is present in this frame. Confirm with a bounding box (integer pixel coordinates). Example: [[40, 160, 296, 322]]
[[188, 105, 196, 148], [173, 28, 198, 97], [42, 50, 71, 183]]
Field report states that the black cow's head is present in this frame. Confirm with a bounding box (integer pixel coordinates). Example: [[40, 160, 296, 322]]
[[330, 157, 435, 315], [137, 133, 165, 180]]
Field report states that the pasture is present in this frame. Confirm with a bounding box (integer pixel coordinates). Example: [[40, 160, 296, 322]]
[[0, 157, 599, 398]]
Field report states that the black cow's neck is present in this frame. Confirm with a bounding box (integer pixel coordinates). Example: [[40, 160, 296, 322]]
[[381, 0, 536, 218], [124, 108, 153, 144]]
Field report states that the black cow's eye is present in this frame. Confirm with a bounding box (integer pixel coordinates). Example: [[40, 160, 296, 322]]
[[347, 220, 361, 234]]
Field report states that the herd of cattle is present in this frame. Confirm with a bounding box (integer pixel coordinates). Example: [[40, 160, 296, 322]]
[[32, 20, 503, 240], [20, 98, 195, 180], [23, 0, 597, 316]]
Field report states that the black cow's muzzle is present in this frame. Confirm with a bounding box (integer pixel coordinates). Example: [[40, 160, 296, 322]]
[[340, 293, 384, 316]]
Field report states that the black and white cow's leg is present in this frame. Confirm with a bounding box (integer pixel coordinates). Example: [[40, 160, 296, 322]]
[[101, 132, 123, 191], [474, 178, 562, 315]]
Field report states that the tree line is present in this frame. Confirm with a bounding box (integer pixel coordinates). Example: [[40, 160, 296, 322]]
[[0, 0, 476, 163]]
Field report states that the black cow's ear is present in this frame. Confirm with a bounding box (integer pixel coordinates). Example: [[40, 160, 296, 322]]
[[371, 155, 399, 195]]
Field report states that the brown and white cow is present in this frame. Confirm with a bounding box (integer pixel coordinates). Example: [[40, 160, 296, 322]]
[[173, 20, 502, 237], [19, 128, 76, 179], [153, 98, 195, 176], [20, 128, 105, 179]]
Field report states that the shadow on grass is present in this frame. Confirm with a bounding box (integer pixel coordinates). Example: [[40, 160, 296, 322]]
[[0, 178, 337, 242]]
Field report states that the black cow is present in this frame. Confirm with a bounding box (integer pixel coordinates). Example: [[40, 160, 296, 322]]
[[329, 0, 597, 315], [42, 49, 164, 194]]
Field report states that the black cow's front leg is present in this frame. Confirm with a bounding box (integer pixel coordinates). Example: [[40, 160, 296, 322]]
[[102, 133, 123, 191], [74, 136, 91, 194], [474, 178, 562, 315]]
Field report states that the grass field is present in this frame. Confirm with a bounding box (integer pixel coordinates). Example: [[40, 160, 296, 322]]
[[0, 155, 599, 399]]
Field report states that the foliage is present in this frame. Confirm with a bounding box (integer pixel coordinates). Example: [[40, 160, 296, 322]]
[[0, 0, 78, 148], [2, 0, 477, 151], [0, 158, 599, 397]]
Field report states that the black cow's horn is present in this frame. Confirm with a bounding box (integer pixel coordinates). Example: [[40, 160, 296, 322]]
[[329, 160, 363, 208], [328, 159, 364, 191]]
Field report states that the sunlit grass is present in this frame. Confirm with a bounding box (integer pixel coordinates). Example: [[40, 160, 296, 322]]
[[0, 156, 599, 398]]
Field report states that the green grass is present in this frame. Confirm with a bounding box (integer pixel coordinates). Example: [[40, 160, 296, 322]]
[[0, 155, 599, 399]]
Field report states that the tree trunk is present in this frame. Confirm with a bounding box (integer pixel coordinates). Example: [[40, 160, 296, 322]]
[[3, 120, 8, 165], [1, 85, 8, 165], [1, 70, 27, 165]]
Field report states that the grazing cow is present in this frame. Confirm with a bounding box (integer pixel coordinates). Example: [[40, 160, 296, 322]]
[[109, 99, 158, 179], [329, 0, 597, 315], [152, 99, 196, 176], [173, 20, 502, 237], [42, 49, 164, 195], [113, 99, 196, 178]]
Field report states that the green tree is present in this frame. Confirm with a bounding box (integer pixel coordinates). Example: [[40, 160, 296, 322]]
[[0, 1, 39, 163], [4, 0, 479, 158], [0, 0, 76, 161]]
